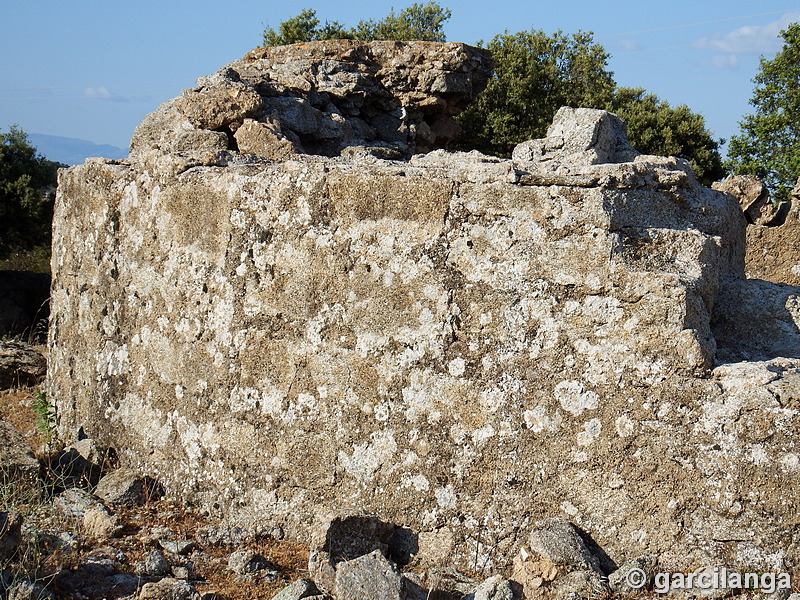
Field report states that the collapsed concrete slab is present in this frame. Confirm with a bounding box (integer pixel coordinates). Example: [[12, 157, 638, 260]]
[[130, 40, 493, 161], [49, 41, 800, 575]]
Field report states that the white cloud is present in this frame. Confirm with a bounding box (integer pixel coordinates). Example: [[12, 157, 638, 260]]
[[712, 53, 740, 69], [617, 39, 642, 52], [84, 86, 112, 99], [694, 11, 800, 55]]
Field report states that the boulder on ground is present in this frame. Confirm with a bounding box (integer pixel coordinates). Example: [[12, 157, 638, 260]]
[[333, 550, 404, 600], [46, 446, 102, 491], [527, 519, 605, 574], [608, 555, 658, 593], [82, 508, 123, 539], [308, 513, 397, 592], [227, 549, 271, 574], [138, 578, 198, 600], [270, 578, 321, 600], [0, 418, 40, 485], [53, 488, 108, 519], [49, 40, 800, 574], [0, 510, 23, 560], [0, 341, 46, 389], [464, 575, 521, 600], [94, 468, 162, 507]]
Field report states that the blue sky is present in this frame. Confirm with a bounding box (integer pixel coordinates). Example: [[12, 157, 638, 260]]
[[2, 1, 799, 156]]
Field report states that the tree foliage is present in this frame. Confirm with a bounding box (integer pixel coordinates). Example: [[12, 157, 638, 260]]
[[726, 23, 800, 202], [453, 29, 616, 157], [608, 88, 725, 185], [0, 125, 62, 256], [262, 9, 350, 46], [453, 31, 724, 185], [350, 3, 451, 42], [262, 3, 451, 47]]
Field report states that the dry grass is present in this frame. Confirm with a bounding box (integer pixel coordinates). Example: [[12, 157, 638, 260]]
[[193, 537, 310, 599], [0, 384, 42, 445]]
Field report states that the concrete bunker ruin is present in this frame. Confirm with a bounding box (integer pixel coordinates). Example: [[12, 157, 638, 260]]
[[49, 40, 800, 574]]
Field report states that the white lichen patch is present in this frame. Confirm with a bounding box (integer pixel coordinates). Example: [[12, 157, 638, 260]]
[[170, 414, 207, 468], [449, 423, 467, 444], [401, 474, 430, 492], [258, 383, 288, 419], [471, 424, 495, 445], [448, 357, 466, 377], [780, 453, 799, 472], [560, 501, 579, 517], [97, 342, 130, 376], [523, 406, 562, 433], [749, 445, 769, 465], [355, 331, 391, 357], [554, 380, 599, 416], [615, 414, 635, 437], [435, 484, 457, 509], [338, 430, 398, 482], [374, 402, 390, 422], [401, 370, 455, 423], [577, 418, 602, 446], [296, 393, 317, 411], [696, 395, 745, 434], [111, 392, 172, 447]]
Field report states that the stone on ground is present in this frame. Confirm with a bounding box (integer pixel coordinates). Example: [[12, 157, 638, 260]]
[[0, 510, 23, 560], [138, 578, 198, 600], [0, 419, 39, 485], [94, 468, 155, 507], [527, 519, 604, 574], [333, 550, 404, 600], [0, 341, 46, 389]]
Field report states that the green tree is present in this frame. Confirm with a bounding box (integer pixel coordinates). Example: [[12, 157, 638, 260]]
[[727, 23, 800, 202], [453, 29, 616, 157], [262, 3, 451, 47], [454, 30, 724, 184], [608, 87, 725, 185], [262, 9, 350, 46], [0, 125, 62, 257], [350, 2, 451, 42]]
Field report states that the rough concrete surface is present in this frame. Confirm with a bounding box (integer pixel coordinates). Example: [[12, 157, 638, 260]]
[[48, 41, 800, 576]]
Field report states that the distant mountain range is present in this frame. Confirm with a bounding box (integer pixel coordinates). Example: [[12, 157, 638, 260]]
[[28, 133, 127, 166]]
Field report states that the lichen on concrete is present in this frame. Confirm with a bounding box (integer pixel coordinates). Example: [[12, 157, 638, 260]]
[[49, 41, 800, 575]]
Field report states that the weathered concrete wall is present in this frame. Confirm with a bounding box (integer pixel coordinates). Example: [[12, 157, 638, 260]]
[[715, 175, 800, 287], [48, 42, 800, 575], [744, 183, 800, 286]]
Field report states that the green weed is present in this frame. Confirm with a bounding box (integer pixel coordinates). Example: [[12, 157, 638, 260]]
[[31, 391, 56, 445]]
